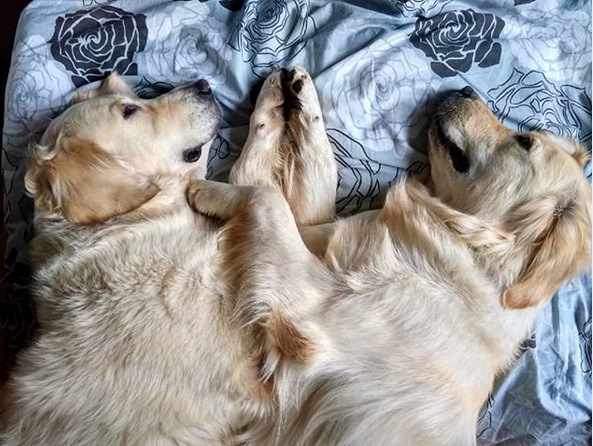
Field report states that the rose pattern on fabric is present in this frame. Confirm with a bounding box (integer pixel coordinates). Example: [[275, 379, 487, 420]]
[[174, 0, 244, 7], [174, 25, 229, 82], [82, 0, 117, 6], [230, 0, 316, 77], [327, 128, 425, 215], [410, 9, 505, 78], [508, 9, 591, 83], [6, 36, 71, 140], [391, 0, 452, 18], [329, 128, 384, 215], [477, 396, 495, 438], [323, 43, 436, 152], [488, 69, 592, 146], [579, 318, 592, 376], [207, 134, 240, 182], [133, 77, 176, 99], [219, 0, 245, 11], [0, 248, 36, 372], [138, 3, 231, 88], [49, 6, 148, 87]]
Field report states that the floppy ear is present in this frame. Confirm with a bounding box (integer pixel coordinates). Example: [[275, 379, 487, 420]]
[[404, 179, 512, 254], [26, 136, 159, 224], [502, 193, 591, 309], [70, 73, 136, 105], [544, 132, 590, 168]]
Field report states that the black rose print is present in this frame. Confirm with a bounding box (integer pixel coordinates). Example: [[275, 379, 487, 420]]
[[230, 0, 316, 77], [82, 0, 117, 6], [410, 9, 505, 78], [392, 0, 452, 18], [49, 6, 148, 87], [488, 69, 592, 146], [579, 318, 591, 376], [133, 77, 176, 99]]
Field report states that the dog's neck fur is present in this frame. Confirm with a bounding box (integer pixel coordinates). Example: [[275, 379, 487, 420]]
[[327, 179, 544, 370], [31, 176, 192, 269]]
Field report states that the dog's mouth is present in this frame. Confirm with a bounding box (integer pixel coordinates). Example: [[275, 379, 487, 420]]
[[433, 117, 470, 174]]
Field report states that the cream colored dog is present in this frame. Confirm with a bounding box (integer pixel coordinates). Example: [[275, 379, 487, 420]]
[[0, 69, 337, 445], [2, 68, 589, 446], [184, 87, 591, 446]]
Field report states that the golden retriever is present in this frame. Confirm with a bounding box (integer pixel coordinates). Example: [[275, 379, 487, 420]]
[[0, 69, 336, 445], [184, 86, 591, 446]]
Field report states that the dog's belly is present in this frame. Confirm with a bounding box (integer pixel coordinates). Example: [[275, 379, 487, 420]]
[[12, 211, 260, 444]]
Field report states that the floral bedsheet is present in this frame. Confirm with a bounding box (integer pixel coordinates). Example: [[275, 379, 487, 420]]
[[2, 0, 591, 443]]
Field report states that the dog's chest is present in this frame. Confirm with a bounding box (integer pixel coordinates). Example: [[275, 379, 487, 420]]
[[34, 214, 240, 360]]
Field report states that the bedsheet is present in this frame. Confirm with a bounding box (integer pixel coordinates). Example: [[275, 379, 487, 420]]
[[2, 0, 591, 443]]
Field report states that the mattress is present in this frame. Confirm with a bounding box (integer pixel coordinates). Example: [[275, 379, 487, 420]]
[[2, 0, 591, 443]]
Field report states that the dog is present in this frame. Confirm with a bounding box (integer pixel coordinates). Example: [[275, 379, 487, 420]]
[[0, 68, 336, 445], [184, 86, 591, 445]]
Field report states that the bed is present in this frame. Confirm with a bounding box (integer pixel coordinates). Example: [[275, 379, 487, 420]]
[[2, 0, 591, 443]]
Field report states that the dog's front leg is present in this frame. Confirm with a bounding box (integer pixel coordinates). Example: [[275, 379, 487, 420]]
[[186, 179, 330, 371]]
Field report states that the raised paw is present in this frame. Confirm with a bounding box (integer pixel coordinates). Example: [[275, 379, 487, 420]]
[[281, 66, 323, 129], [253, 70, 284, 112], [186, 179, 250, 220]]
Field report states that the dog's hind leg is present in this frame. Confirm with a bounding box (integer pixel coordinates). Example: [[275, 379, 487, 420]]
[[229, 71, 285, 190], [281, 66, 338, 226], [230, 67, 337, 226]]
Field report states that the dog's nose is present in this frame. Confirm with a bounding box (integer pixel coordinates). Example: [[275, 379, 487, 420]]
[[459, 86, 478, 99], [193, 79, 211, 95]]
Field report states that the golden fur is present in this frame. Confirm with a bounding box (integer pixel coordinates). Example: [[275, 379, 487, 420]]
[[184, 88, 591, 445], [1, 71, 589, 446], [1, 70, 337, 445]]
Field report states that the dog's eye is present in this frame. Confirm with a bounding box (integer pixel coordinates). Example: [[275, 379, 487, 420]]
[[122, 105, 139, 119], [515, 135, 533, 151], [182, 146, 202, 163]]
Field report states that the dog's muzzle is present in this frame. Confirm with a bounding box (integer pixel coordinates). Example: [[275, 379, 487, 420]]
[[431, 87, 478, 174]]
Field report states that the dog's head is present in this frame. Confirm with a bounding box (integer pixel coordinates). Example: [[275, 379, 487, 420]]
[[428, 87, 591, 309], [25, 73, 221, 224]]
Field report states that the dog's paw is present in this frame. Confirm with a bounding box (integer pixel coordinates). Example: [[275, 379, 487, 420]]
[[254, 70, 284, 111], [186, 179, 212, 212], [280, 66, 322, 126], [186, 180, 233, 220], [186, 180, 262, 220]]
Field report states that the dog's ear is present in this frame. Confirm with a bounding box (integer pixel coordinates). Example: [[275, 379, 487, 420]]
[[402, 179, 512, 254], [26, 136, 159, 224], [543, 132, 590, 168], [502, 193, 591, 309], [70, 73, 136, 105]]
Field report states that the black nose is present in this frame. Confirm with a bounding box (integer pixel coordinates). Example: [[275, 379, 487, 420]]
[[193, 79, 211, 95], [459, 86, 478, 99]]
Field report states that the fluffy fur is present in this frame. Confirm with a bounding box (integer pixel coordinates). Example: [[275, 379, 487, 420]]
[[184, 89, 591, 446], [0, 70, 337, 445], [2, 72, 589, 446]]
